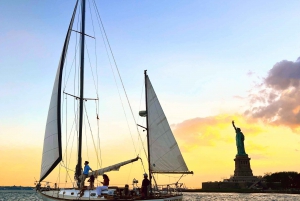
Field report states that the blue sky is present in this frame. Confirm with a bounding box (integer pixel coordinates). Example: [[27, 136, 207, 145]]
[[1, 0, 300, 146], [1, 0, 299, 141]]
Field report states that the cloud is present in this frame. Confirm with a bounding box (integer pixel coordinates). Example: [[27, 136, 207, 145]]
[[246, 57, 300, 131], [246, 141, 268, 152], [173, 114, 264, 152], [265, 59, 300, 90], [250, 153, 268, 160], [233, 95, 245, 100], [247, 70, 255, 77]]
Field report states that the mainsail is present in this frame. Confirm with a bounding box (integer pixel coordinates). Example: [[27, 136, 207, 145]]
[[146, 75, 192, 174], [39, 0, 79, 182]]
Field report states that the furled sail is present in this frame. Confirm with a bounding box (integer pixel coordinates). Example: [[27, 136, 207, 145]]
[[146, 76, 192, 174], [39, 0, 79, 182], [88, 157, 140, 176]]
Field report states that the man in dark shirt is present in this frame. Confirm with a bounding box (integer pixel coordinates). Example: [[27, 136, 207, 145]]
[[141, 173, 150, 198]]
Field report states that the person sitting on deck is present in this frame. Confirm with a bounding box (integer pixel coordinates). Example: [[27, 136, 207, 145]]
[[88, 174, 95, 189], [80, 161, 93, 189], [141, 173, 150, 198], [96, 174, 109, 197], [122, 184, 130, 198]]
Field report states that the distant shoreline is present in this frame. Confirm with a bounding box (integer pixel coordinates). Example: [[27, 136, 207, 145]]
[[182, 189, 300, 194], [0, 187, 34, 190]]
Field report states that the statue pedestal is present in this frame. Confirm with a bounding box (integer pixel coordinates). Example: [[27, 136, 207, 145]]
[[234, 155, 253, 176], [226, 155, 260, 183]]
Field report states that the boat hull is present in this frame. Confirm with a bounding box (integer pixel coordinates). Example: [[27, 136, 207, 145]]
[[38, 189, 183, 201]]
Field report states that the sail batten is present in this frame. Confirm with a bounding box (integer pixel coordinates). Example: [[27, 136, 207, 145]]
[[146, 75, 190, 173], [39, 0, 79, 182]]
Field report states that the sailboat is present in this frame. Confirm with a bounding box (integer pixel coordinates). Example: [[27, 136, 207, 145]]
[[37, 0, 192, 200]]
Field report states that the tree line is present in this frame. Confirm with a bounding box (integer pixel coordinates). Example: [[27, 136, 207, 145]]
[[263, 172, 300, 189]]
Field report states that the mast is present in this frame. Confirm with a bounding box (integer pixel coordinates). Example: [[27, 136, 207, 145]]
[[75, 0, 86, 180], [144, 70, 152, 194]]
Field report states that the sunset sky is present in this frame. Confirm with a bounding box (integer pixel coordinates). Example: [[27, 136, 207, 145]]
[[1, 0, 300, 189]]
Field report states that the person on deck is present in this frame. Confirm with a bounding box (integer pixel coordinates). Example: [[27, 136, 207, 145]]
[[96, 174, 110, 197], [141, 173, 150, 198], [88, 174, 95, 189], [122, 184, 130, 198], [80, 161, 93, 189]]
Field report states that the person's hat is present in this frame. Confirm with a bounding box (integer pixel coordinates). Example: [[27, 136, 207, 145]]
[[84, 161, 89, 164], [143, 173, 148, 177]]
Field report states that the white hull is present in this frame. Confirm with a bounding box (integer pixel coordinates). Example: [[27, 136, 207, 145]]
[[38, 189, 183, 201]]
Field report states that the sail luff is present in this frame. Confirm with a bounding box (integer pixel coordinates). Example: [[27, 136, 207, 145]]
[[144, 70, 153, 191], [88, 157, 140, 177], [39, 0, 79, 182]]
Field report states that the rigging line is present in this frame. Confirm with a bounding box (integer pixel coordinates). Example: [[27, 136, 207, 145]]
[[71, 27, 80, 164], [68, 120, 77, 169], [56, 163, 61, 186], [84, 110, 89, 161], [63, 44, 79, 91], [175, 174, 185, 184], [88, 0, 101, 169], [61, 102, 77, 160], [84, 102, 101, 167], [87, 1, 101, 168], [92, 0, 146, 158], [126, 163, 134, 185], [137, 130, 147, 162], [87, 0, 99, 93], [65, 95, 68, 170], [61, 100, 80, 167], [69, 97, 81, 167], [61, 93, 65, 160], [160, 174, 187, 179], [91, 0, 138, 156], [152, 174, 158, 190], [137, 82, 145, 123], [61, 106, 78, 171], [136, 84, 147, 158], [139, 157, 147, 175], [60, 161, 75, 187], [63, 5, 81, 92], [85, 42, 98, 95], [95, 100, 102, 168]]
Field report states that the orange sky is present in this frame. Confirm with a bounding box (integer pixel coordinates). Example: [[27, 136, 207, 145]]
[[1, 113, 300, 188]]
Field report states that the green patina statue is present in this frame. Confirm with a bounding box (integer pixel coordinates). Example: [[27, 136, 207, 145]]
[[232, 120, 247, 156]]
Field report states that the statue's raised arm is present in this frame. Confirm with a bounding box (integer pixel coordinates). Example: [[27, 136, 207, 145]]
[[232, 120, 237, 131]]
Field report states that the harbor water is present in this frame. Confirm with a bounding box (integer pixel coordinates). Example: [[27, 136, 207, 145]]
[[0, 190, 300, 201]]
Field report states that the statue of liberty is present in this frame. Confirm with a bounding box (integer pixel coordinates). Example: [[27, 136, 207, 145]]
[[232, 120, 247, 156]]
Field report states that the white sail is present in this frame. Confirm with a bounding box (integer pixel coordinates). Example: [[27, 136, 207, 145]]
[[146, 76, 190, 173], [88, 157, 139, 177], [40, 1, 78, 182]]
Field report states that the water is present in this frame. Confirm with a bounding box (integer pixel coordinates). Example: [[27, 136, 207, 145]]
[[0, 190, 299, 200]]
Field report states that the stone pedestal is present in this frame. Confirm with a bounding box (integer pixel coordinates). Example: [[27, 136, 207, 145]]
[[227, 155, 260, 183], [234, 155, 253, 176]]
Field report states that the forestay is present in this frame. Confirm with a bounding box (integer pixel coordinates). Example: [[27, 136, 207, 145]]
[[146, 76, 191, 174], [40, 0, 79, 182]]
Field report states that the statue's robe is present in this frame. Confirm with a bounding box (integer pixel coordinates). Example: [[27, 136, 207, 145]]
[[236, 131, 247, 155]]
